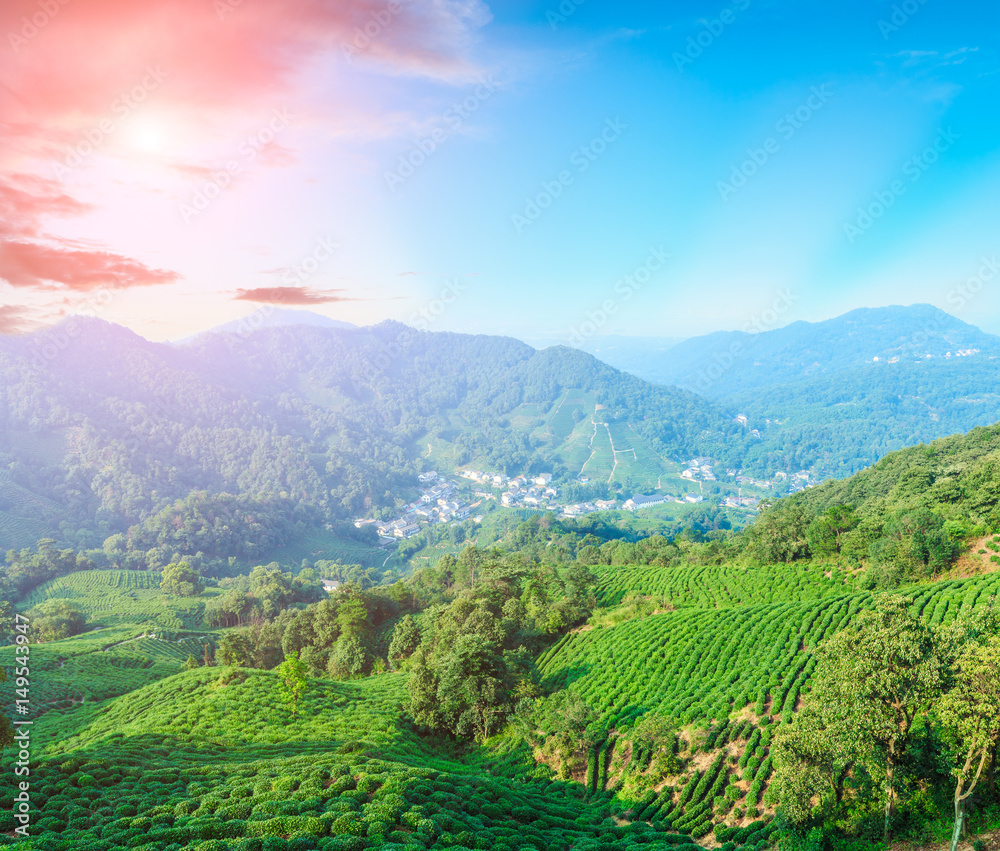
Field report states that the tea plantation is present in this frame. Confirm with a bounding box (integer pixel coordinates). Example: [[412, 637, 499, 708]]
[[537, 569, 1000, 835], [2, 549, 999, 849], [0, 667, 751, 851]]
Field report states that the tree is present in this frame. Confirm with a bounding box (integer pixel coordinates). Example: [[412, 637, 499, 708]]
[[743, 502, 811, 563], [276, 651, 308, 717], [805, 595, 943, 842], [407, 647, 443, 732], [326, 636, 371, 679], [0, 667, 13, 747], [805, 505, 859, 557], [388, 615, 421, 667], [937, 634, 1000, 851], [772, 706, 850, 825], [335, 585, 368, 639], [183, 654, 199, 670], [218, 632, 253, 667], [160, 561, 204, 597], [26, 601, 86, 643], [630, 712, 680, 778]]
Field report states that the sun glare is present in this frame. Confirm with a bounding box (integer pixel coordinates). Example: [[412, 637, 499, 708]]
[[123, 114, 171, 154]]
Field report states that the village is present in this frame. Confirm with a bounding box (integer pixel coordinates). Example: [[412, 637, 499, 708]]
[[353, 458, 818, 545]]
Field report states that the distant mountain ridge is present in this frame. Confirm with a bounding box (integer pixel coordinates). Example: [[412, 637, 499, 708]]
[[178, 308, 357, 342], [0, 318, 742, 553], [621, 304, 1000, 397]]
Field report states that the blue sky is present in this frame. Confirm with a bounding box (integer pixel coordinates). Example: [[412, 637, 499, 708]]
[[3, 0, 999, 343]]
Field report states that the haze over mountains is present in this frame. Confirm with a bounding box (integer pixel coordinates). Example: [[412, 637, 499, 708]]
[[0, 317, 739, 553], [593, 304, 1000, 397], [2, 303, 1000, 553]]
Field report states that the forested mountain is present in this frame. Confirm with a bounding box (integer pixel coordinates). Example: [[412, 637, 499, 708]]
[[630, 304, 1000, 395], [4, 413, 1000, 851], [184, 307, 358, 340], [0, 318, 742, 555], [585, 305, 1000, 478]]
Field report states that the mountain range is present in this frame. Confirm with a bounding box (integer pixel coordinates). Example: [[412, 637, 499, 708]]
[[3, 303, 1000, 554]]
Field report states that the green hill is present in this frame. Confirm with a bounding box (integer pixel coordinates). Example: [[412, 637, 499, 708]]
[[0, 667, 730, 851], [0, 318, 743, 558]]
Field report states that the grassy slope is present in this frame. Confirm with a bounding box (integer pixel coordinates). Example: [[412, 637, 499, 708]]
[[0, 667, 718, 851], [536, 563, 1000, 837]]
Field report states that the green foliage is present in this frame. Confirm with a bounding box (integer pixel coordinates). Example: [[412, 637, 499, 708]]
[[159, 561, 204, 597], [387, 615, 420, 667], [24, 599, 87, 642], [276, 651, 309, 716], [327, 636, 371, 680]]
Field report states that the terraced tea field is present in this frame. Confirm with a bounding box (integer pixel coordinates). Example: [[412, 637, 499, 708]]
[[535, 565, 1000, 836], [0, 669, 748, 851], [594, 562, 854, 608], [21, 569, 224, 630]]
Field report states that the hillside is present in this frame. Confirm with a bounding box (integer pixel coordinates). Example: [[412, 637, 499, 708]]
[[0, 318, 745, 557], [3, 420, 1000, 850], [586, 305, 1000, 478], [634, 305, 1000, 397]]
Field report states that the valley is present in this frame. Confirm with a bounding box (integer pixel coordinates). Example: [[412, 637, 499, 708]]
[[2, 312, 1000, 851]]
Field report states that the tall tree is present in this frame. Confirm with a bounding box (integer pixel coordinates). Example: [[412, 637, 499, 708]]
[[938, 634, 1000, 851], [276, 651, 308, 717], [805, 595, 943, 842]]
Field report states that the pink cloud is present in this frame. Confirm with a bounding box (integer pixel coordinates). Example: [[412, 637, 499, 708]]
[[233, 286, 355, 305], [0, 239, 180, 290], [0, 172, 177, 290], [0, 305, 34, 334], [0, 0, 492, 307]]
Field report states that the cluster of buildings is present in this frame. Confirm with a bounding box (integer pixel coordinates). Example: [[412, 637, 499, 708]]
[[734, 469, 814, 493], [680, 457, 717, 482], [459, 469, 561, 510], [622, 493, 705, 511], [352, 458, 819, 546], [872, 349, 980, 363], [562, 499, 618, 517], [723, 494, 761, 509], [355, 472, 477, 543]]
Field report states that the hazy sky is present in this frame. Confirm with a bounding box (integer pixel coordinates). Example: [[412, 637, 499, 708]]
[[2, 0, 999, 343]]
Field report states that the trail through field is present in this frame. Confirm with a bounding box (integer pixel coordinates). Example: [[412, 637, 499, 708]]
[[606, 423, 637, 483], [580, 418, 598, 474], [425, 443, 432, 458]]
